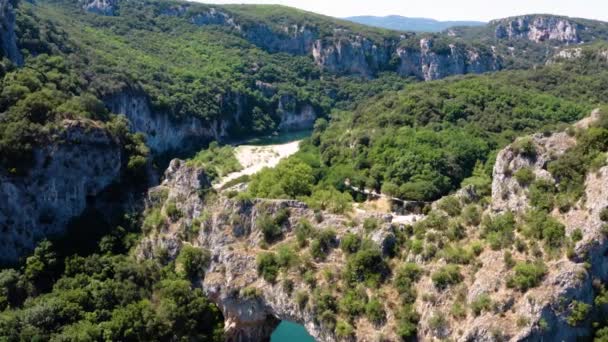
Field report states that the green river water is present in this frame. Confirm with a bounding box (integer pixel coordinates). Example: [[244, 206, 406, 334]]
[[271, 321, 315, 341]]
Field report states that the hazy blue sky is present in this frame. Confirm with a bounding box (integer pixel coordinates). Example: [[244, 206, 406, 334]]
[[193, 0, 608, 22]]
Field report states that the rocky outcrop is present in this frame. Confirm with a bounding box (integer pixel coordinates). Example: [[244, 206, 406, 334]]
[[138, 160, 401, 341], [0, 0, 22, 65], [104, 91, 230, 155], [104, 90, 317, 155], [80, 0, 118, 15], [311, 36, 394, 77], [0, 120, 122, 263], [160, 5, 500, 80], [397, 38, 500, 80], [138, 110, 608, 341], [493, 15, 582, 44]]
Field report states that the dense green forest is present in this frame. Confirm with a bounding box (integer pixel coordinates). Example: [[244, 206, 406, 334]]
[[3, 0, 608, 339], [248, 45, 608, 202]]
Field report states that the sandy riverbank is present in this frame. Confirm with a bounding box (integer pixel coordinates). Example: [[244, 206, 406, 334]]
[[214, 140, 301, 189]]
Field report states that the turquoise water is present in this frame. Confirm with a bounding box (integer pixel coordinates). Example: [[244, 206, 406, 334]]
[[271, 321, 315, 342]]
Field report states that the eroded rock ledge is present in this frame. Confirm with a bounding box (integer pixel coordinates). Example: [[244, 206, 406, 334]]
[[139, 110, 608, 341]]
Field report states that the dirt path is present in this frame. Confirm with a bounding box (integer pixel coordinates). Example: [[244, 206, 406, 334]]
[[214, 140, 301, 189]]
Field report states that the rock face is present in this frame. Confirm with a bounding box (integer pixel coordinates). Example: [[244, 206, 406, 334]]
[[397, 38, 500, 81], [138, 160, 398, 341], [0, 0, 22, 65], [104, 91, 230, 155], [0, 120, 122, 263], [139, 110, 608, 342], [162, 5, 501, 80], [104, 90, 317, 155], [493, 15, 582, 44], [80, 0, 118, 15]]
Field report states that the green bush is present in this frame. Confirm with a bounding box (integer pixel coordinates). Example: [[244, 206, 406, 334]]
[[394, 263, 423, 295], [310, 229, 337, 261], [365, 297, 385, 326], [482, 212, 516, 250], [343, 246, 389, 287], [567, 301, 591, 326], [514, 167, 536, 186], [257, 214, 282, 244], [512, 137, 537, 158], [507, 261, 547, 291], [340, 233, 362, 254], [338, 289, 367, 318], [363, 217, 380, 232], [396, 305, 420, 340], [256, 252, 279, 283], [142, 208, 165, 233], [165, 201, 182, 222], [295, 219, 315, 248], [335, 320, 355, 339], [176, 245, 211, 279], [437, 196, 462, 217], [522, 210, 566, 250], [462, 204, 482, 226], [470, 294, 493, 316], [431, 265, 463, 290], [529, 179, 556, 211]]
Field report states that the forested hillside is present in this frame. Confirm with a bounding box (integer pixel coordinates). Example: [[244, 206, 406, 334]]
[[1, 0, 608, 340], [248, 44, 608, 203]]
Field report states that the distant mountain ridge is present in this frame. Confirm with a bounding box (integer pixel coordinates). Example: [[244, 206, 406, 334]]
[[345, 15, 485, 32]]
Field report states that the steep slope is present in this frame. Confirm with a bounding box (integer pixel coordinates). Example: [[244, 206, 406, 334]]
[[345, 15, 485, 33], [139, 108, 608, 341], [449, 14, 608, 67]]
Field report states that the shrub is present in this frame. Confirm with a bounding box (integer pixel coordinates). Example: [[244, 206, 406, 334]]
[[482, 212, 516, 250], [256, 252, 279, 283], [462, 204, 482, 226], [396, 305, 420, 340], [601, 207, 608, 222], [567, 301, 591, 326], [512, 137, 536, 158], [529, 179, 556, 211], [276, 244, 299, 269], [340, 233, 362, 254], [514, 167, 535, 186], [338, 289, 367, 318], [257, 214, 282, 244], [507, 261, 547, 291], [282, 279, 294, 294], [470, 294, 493, 316], [431, 265, 463, 290], [165, 201, 182, 222], [428, 311, 447, 333], [142, 208, 165, 233], [571, 228, 583, 242], [343, 246, 389, 287], [295, 219, 315, 248], [437, 196, 462, 217], [365, 297, 385, 326], [295, 291, 309, 309], [176, 245, 211, 278], [240, 287, 262, 300], [394, 263, 423, 295], [523, 210, 566, 250], [441, 245, 474, 265], [335, 320, 355, 339], [363, 217, 380, 232], [310, 229, 337, 261]]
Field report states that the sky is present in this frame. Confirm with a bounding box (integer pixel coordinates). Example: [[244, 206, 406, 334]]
[[192, 0, 608, 22]]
